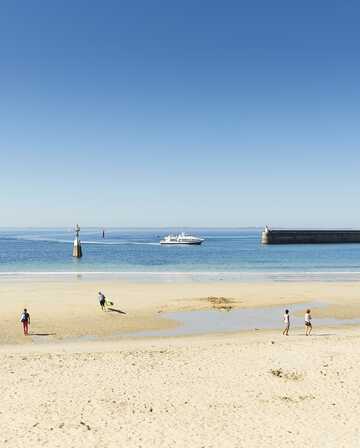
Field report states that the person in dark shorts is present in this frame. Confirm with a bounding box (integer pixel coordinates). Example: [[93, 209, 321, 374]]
[[305, 309, 312, 336], [98, 291, 106, 311], [20, 308, 30, 335]]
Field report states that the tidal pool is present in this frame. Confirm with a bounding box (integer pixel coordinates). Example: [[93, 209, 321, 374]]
[[128, 302, 360, 337]]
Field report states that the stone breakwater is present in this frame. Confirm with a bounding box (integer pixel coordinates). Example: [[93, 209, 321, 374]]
[[261, 229, 360, 244]]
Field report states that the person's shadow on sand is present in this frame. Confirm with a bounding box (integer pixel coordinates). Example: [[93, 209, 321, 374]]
[[296, 333, 335, 337], [107, 307, 127, 315], [28, 333, 56, 336]]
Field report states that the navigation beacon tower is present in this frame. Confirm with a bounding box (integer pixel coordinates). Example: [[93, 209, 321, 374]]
[[72, 224, 83, 258]]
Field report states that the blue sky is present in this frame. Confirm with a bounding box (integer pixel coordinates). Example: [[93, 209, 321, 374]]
[[1, 0, 359, 227]]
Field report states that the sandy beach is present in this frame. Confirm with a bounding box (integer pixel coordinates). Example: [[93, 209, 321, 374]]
[[1, 279, 360, 447], [1, 326, 360, 447]]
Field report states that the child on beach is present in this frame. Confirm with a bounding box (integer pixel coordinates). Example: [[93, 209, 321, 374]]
[[282, 309, 290, 335], [305, 309, 312, 335], [20, 308, 30, 336]]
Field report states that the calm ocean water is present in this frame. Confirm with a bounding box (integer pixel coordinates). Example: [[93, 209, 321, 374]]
[[1, 228, 360, 281]]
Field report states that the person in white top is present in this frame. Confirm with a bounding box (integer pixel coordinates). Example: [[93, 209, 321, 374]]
[[305, 309, 312, 336], [282, 309, 290, 336]]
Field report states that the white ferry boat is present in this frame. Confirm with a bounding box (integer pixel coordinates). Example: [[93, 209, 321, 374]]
[[160, 232, 205, 245]]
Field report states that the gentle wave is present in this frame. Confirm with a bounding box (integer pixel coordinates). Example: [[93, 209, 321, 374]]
[[82, 240, 161, 246]]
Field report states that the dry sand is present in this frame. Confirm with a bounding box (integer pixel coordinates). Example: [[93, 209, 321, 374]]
[[1, 328, 360, 447], [1, 279, 360, 447]]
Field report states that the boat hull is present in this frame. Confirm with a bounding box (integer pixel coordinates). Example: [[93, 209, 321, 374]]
[[160, 241, 203, 245]]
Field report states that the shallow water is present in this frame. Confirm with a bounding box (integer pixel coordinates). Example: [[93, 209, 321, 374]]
[[128, 302, 360, 337], [30, 334, 98, 345]]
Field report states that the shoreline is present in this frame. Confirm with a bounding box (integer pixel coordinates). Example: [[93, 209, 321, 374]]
[[2, 269, 360, 279]]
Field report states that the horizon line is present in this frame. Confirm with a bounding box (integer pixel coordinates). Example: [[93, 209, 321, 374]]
[[0, 226, 264, 230]]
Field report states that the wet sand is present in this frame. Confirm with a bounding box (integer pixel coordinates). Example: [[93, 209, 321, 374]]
[[2, 279, 360, 344]]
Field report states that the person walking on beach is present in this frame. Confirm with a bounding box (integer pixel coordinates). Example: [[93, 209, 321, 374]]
[[282, 309, 290, 336], [98, 291, 106, 311], [20, 308, 30, 336], [305, 309, 312, 336]]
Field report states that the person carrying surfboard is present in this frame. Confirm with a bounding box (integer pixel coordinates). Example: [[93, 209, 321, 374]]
[[98, 291, 114, 311], [98, 291, 106, 311]]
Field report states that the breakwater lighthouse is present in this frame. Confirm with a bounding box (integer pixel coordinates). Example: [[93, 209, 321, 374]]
[[72, 224, 83, 258]]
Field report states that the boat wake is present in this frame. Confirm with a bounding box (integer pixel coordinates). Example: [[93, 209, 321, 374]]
[[9, 236, 160, 246]]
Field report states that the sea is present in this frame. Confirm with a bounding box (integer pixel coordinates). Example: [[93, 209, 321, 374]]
[[1, 228, 360, 282]]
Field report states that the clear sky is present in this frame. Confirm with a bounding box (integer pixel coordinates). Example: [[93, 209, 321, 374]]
[[1, 0, 359, 227]]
